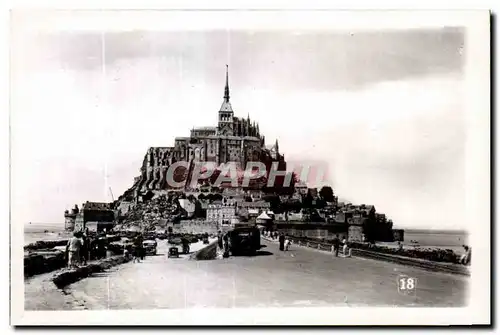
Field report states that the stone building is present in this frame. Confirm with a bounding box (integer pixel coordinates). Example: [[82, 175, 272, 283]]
[[347, 218, 367, 242], [64, 204, 80, 231], [294, 181, 308, 196], [71, 201, 115, 232], [135, 66, 287, 192], [237, 200, 271, 217], [206, 201, 237, 226]]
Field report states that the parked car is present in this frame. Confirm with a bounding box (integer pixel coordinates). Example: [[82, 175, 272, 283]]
[[168, 237, 182, 245], [168, 246, 179, 258], [142, 240, 158, 256], [144, 232, 157, 241]]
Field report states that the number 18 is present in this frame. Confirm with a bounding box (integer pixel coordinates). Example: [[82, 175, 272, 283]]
[[398, 276, 417, 293]]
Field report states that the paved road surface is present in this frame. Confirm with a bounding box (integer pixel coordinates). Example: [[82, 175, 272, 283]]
[[59, 238, 468, 309]]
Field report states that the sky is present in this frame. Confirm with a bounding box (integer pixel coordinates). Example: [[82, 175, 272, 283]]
[[10, 27, 466, 229]]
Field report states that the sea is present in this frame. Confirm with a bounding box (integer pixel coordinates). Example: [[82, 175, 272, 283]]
[[401, 229, 469, 254], [23, 223, 72, 245], [375, 229, 469, 254]]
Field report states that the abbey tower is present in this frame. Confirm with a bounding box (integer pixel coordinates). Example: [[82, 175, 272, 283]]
[[134, 66, 286, 192]]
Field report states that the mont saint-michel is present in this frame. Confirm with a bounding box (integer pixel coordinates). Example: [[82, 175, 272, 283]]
[[21, 65, 470, 314], [23, 65, 469, 315]]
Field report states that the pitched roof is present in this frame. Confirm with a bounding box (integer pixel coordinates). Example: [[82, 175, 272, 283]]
[[219, 101, 233, 112], [193, 126, 217, 131], [256, 212, 272, 220], [83, 202, 112, 211]]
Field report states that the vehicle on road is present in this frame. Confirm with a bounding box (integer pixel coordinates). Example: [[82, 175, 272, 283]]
[[168, 246, 179, 258], [143, 231, 158, 241], [168, 237, 182, 245], [228, 225, 261, 256], [143, 240, 158, 256]]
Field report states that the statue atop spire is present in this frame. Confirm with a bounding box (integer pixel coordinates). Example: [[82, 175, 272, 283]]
[[224, 64, 230, 103]]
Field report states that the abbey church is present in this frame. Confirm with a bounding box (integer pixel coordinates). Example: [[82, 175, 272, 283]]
[[135, 66, 287, 191]]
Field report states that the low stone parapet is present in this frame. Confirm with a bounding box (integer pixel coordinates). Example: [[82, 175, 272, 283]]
[[351, 248, 470, 276], [262, 235, 470, 276], [24, 240, 68, 251], [52, 256, 131, 289], [24, 235, 121, 251], [189, 240, 218, 260], [24, 250, 66, 278]]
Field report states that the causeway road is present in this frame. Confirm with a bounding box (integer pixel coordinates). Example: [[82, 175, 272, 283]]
[[54, 238, 469, 309]]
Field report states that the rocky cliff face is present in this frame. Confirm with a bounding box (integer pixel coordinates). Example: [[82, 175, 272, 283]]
[[126, 145, 287, 198]]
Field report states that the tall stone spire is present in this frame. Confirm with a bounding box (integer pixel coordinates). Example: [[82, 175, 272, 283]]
[[219, 65, 233, 113], [224, 64, 230, 103]]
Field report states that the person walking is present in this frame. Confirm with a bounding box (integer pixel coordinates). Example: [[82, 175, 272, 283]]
[[133, 235, 143, 263], [88, 235, 97, 261], [217, 231, 223, 249], [285, 237, 291, 251], [66, 231, 83, 269], [80, 233, 89, 265], [223, 233, 230, 258], [279, 233, 285, 251], [139, 234, 146, 260], [332, 234, 340, 257], [97, 234, 106, 259], [181, 236, 190, 254]]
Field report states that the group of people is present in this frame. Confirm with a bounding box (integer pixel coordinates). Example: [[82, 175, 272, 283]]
[[263, 230, 291, 250], [332, 234, 351, 257], [265, 230, 349, 257], [278, 233, 292, 251], [66, 230, 109, 269], [123, 234, 147, 263]]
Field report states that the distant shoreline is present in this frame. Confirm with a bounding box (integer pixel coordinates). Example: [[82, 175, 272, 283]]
[[402, 228, 468, 235]]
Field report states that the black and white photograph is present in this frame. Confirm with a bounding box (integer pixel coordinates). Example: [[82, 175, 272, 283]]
[[9, 9, 490, 326]]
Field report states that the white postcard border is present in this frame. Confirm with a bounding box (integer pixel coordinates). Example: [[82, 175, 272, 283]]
[[9, 8, 490, 326]]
